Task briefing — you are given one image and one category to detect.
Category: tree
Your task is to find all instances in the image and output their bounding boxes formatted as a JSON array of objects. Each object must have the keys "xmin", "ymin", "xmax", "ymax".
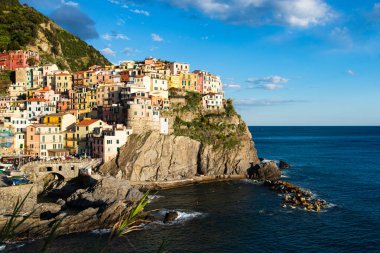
[{"xmin": 26, "ymin": 57, "xmax": 38, "ymax": 66}]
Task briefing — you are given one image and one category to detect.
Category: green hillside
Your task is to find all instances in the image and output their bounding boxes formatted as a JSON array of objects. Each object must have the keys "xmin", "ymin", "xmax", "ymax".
[{"xmin": 0, "ymin": 0, "xmax": 111, "ymax": 71}]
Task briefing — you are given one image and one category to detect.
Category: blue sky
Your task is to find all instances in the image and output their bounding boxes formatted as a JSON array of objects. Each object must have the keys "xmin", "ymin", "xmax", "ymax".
[{"xmin": 22, "ymin": 0, "xmax": 380, "ymax": 126}]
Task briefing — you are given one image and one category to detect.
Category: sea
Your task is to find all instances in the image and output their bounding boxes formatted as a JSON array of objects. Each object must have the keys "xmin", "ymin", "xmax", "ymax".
[{"xmin": 6, "ymin": 126, "xmax": 380, "ymax": 252}]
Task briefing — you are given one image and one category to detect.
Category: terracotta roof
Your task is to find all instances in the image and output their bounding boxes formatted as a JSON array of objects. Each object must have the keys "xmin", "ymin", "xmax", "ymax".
[
  {"xmin": 28, "ymin": 98, "xmax": 48, "ymax": 102},
  {"xmin": 36, "ymin": 87, "xmax": 50, "ymax": 92},
  {"xmin": 77, "ymin": 119, "xmax": 100, "ymax": 126},
  {"xmin": 55, "ymin": 73, "xmax": 71, "ymax": 76},
  {"xmin": 30, "ymin": 123, "xmax": 58, "ymax": 127}
]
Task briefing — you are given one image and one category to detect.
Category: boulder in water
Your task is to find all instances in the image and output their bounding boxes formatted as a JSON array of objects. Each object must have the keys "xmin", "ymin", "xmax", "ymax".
[
  {"xmin": 164, "ymin": 211, "xmax": 178, "ymax": 223},
  {"xmin": 247, "ymin": 161, "xmax": 281, "ymax": 181},
  {"xmin": 279, "ymin": 160, "xmax": 290, "ymax": 169}
]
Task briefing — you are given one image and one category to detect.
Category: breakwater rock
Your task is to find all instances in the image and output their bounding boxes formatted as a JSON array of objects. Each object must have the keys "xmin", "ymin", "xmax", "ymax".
[{"xmin": 264, "ymin": 180, "xmax": 329, "ymax": 212}]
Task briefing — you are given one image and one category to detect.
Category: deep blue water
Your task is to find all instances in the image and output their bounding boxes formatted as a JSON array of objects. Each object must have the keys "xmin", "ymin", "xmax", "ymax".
[{"xmin": 9, "ymin": 127, "xmax": 380, "ymax": 252}]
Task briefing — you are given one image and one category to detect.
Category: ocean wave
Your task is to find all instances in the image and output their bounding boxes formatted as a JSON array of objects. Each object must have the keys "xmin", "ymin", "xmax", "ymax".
[
  {"xmin": 176, "ymin": 210, "xmax": 204, "ymax": 222},
  {"xmin": 258, "ymin": 209, "xmax": 274, "ymax": 216},
  {"xmin": 0, "ymin": 245, "xmax": 6, "ymax": 252},
  {"xmin": 148, "ymin": 195, "xmax": 163, "ymax": 202},
  {"xmin": 144, "ymin": 209, "xmax": 205, "ymax": 229},
  {"xmin": 240, "ymin": 179, "xmax": 263, "ymax": 185},
  {"xmin": 91, "ymin": 228, "xmax": 111, "ymax": 234},
  {"xmin": 281, "ymin": 172, "xmax": 290, "ymax": 178}
]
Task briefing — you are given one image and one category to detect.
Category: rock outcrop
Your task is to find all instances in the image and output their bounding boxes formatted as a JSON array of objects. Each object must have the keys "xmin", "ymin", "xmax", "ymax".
[
  {"xmin": 100, "ymin": 126, "xmax": 260, "ymax": 182},
  {"xmin": 247, "ymin": 160, "xmax": 282, "ymax": 181},
  {"xmin": 1, "ymin": 176, "xmax": 141, "ymax": 240},
  {"xmin": 279, "ymin": 160, "xmax": 291, "ymax": 169},
  {"xmin": 66, "ymin": 177, "xmax": 133, "ymax": 208}
]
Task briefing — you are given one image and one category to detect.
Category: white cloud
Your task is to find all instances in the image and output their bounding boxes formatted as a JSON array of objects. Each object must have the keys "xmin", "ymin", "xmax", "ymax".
[
  {"xmin": 102, "ymin": 33, "xmax": 130, "ymax": 40},
  {"xmin": 101, "ymin": 48, "xmax": 116, "ymax": 56},
  {"xmin": 161, "ymin": 0, "xmax": 334, "ymax": 27},
  {"xmin": 151, "ymin": 33, "xmax": 164, "ymax": 42},
  {"xmin": 61, "ymin": 0, "xmax": 78, "ymax": 6},
  {"xmin": 131, "ymin": 9, "xmax": 150, "ymax": 16},
  {"xmin": 246, "ymin": 75, "xmax": 289, "ymax": 84},
  {"xmin": 108, "ymin": 0, "xmax": 120, "ymax": 4},
  {"xmin": 235, "ymin": 98, "xmax": 304, "ymax": 106},
  {"xmin": 372, "ymin": 3, "xmax": 380, "ymax": 21},
  {"xmin": 250, "ymin": 83, "xmax": 284, "ymax": 90},
  {"xmin": 117, "ymin": 18, "xmax": 126, "ymax": 26},
  {"xmin": 123, "ymin": 47, "xmax": 139, "ymax": 55},
  {"xmin": 347, "ymin": 69, "xmax": 355, "ymax": 76},
  {"xmin": 223, "ymin": 83, "xmax": 241, "ymax": 89}
]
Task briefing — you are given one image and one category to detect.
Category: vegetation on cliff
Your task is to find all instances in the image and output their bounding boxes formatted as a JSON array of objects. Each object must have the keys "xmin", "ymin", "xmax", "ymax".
[
  {"xmin": 166, "ymin": 92, "xmax": 247, "ymax": 150},
  {"xmin": 0, "ymin": 70, "xmax": 13, "ymax": 95},
  {"xmin": 0, "ymin": 0, "xmax": 111, "ymax": 71}
]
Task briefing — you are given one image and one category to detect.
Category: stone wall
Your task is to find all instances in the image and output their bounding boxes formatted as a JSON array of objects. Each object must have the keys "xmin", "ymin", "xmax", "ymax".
[
  {"xmin": 0, "ymin": 184, "xmax": 37, "ymax": 213},
  {"xmin": 20, "ymin": 159, "xmax": 102, "ymax": 182}
]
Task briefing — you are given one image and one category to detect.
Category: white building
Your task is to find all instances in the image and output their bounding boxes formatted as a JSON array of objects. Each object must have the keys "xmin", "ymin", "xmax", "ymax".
[
  {"xmin": 160, "ymin": 117, "xmax": 169, "ymax": 135},
  {"xmin": 129, "ymin": 75, "xmax": 151, "ymax": 93},
  {"xmin": 91, "ymin": 124, "xmax": 132, "ymax": 162},
  {"xmin": 8, "ymin": 82, "xmax": 26, "ymax": 98},
  {"xmin": 170, "ymin": 62, "xmax": 190, "ymax": 75},
  {"xmin": 202, "ymin": 93, "xmax": 224, "ymax": 110},
  {"xmin": 202, "ymin": 73, "xmax": 223, "ymax": 94},
  {"xmin": 26, "ymin": 98, "xmax": 57, "ymax": 119}
]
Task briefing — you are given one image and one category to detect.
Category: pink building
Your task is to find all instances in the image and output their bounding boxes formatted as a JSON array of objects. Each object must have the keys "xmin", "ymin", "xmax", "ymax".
[
  {"xmin": 193, "ymin": 70, "xmax": 204, "ymax": 93},
  {"xmin": 26, "ymin": 124, "xmax": 41, "ymax": 157},
  {"xmin": 33, "ymin": 87, "xmax": 60, "ymax": 102},
  {"xmin": 0, "ymin": 50, "xmax": 40, "ymax": 70},
  {"xmin": 57, "ymin": 99, "xmax": 72, "ymax": 112}
]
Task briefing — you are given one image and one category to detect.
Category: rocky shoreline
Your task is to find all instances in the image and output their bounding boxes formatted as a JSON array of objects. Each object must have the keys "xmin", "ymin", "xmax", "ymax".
[
  {"xmin": 0, "ymin": 158, "xmax": 329, "ymax": 248},
  {"xmin": 264, "ymin": 180, "xmax": 329, "ymax": 212}
]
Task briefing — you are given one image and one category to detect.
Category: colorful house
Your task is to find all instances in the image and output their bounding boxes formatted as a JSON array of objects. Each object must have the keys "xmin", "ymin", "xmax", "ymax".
[
  {"xmin": 43, "ymin": 113, "xmax": 76, "ymax": 132},
  {"xmin": 0, "ymin": 50, "xmax": 40, "ymax": 70},
  {"xmin": 26, "ymin": 124, "xmax": 64, "ymax": 158}
]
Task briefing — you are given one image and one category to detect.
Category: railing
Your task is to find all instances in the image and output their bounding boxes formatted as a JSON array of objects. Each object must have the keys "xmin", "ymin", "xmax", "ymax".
[{"xmin": 21, "ymin": 158, "xmax": 102, "ymax": 166}]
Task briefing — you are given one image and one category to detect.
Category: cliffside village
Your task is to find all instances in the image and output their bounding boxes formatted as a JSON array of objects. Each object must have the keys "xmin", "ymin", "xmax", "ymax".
[{"xmin": 0, "ymin": 50, "xmax": 225, "ymax": 165}]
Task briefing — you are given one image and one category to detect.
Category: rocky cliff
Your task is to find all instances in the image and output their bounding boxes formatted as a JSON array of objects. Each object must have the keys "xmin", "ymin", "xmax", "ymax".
[{"xmin": 100, "ymin": 108, "xmax": 261, "ymax": 182}]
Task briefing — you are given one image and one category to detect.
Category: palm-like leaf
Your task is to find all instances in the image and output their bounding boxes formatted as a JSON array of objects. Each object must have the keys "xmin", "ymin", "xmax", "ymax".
[{"xmin": 0, "ymin": 187, "xmax": 34, "ymax": 243}]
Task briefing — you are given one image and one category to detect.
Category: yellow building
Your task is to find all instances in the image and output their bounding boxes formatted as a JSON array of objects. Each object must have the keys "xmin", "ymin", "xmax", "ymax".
[
  {"xmin": 53, "ymin": 72, "xmax": 73, "ymax": 94},
  {"xmin": 86, "ymin": 87, "xmax": 97, "ymax": 110},
  {"xmin": 168, "ymin": 75, "xmax": 181, "ymax": 89},
  {"xmin": 43, "ymin": 113, "xmax": 76, "ymax": 132},
  {"xmin": 64, "ymin": 127, "xmax": 77, "ymax": 154},
  {"xmin": 83, "ymin": 71, "xmax": 98, "ymax": 86},
  {"xmin": 26, "ymin": 88, "xmax": 39, "ymax": 99},
  {"xmin": 180, "ymin": 73, "xmax": 197, "ymax": 92},
  {"xmin": 75, "ymin": 118, "xmax": 109, "ymax": 155},
  {"xmin": 70, "ymin": 86, "xmax": 96, "ymax": 114}
]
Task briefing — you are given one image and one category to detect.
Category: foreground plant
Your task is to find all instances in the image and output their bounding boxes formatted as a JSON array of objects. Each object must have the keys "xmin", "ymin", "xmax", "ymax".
[
  {"xmin": 108, "ymin": 191, "xmax": 153, "ymax": 243},
  {"xmin": 0, "ymin": 188, "xmax": 34, "ymax": 244}
]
